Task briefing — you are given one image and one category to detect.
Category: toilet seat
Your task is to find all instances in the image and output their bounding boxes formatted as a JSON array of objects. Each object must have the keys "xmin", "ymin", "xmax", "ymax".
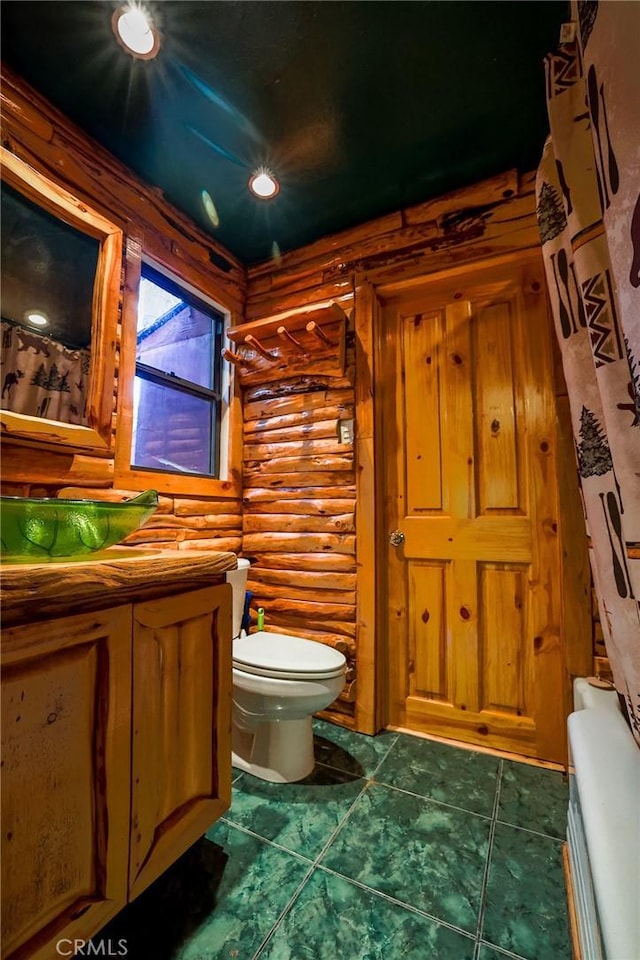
[{"xmin": 233, "ymin": 631, "xmax": 346, "ymax": 681}]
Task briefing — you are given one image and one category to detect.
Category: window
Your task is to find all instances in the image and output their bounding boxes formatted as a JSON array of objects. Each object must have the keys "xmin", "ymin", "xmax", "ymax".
[{"xmin": 131, "ymin": 263, "xmax": 225, "ymax": 478}]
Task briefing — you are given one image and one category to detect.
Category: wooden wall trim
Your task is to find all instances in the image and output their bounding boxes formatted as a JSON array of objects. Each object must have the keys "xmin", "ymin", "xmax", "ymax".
[{"xmin": 353, "ymin": 281, "xmax": 377, "ymax": 734}]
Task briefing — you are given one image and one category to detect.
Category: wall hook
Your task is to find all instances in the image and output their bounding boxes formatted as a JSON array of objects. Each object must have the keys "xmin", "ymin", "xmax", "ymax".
[
  {"xmin": 221, "ymin": 347, "xmax": 251, "ymax": 367},
  {"xmin": 277, "ymin": 325, "xmax": 306, "ymax": 354},
  {"xmin": 244, "ymin": 334, "xmax": 278, "ymax": 361},
  {"xmin": 306, "ymin": 320, "xmax": 335, "ymax": 347}
]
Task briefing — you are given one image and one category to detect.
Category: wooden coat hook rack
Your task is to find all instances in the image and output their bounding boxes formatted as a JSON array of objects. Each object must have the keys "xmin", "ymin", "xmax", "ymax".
[
  {"xmin": 221, "ymin": 347, "xmax": 250, "ymax": 367},
  {"xmin": 244, "ymin": 334, "xmax": 277, "ymax": 361},
  {"xmin": 225, "ymin": 303, "xmax": 347, "ymax": 387},
  {"xmin": 277, "ymin": 326, "xmax": 306, "ymax": 354},
  {"xmin": 306, "ymin": 320, "xmax": 335, "ymax": 347}
]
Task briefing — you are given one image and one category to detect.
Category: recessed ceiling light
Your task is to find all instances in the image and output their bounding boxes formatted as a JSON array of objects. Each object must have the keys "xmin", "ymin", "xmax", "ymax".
[
  {"xmin": 112, "ymin": 3, "xmax": 160, "ymax": 60},
  {"xmin": 25, "ymin": 311, "xmax": 49, "ymax": 328},
  {"xmin": 201, "ymin": 189, "xmax": 220, "ymax": 228},
  {"xmin": 249, "ymin": 169, "xmax": 279, "ymax": 200}
]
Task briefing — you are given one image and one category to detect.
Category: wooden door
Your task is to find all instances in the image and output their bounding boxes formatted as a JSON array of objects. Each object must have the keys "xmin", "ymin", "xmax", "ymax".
[
  {"xmin": 380, "ymin": 256, "xmax": 567, "ymax": 762},
  {"xmin": 129, "ymin": 584, "xmax": 232, "ymax": 899},
  {"xmin": 1, "ymin": 607, "xmax": 132, "ymax": 960}
]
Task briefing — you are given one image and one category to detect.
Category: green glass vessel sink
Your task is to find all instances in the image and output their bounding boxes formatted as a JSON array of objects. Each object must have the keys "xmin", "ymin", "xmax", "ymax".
[{"xmin": 0, "ymin": 490, "xmax": 158, "ymax": 560}]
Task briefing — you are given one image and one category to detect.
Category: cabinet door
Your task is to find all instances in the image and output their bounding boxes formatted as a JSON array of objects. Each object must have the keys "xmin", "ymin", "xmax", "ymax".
[
  {"xmin": 129, "ymin": 584, "xmax": 232, "ymax": 899},
  {"xmin": 1, "ymin": 606, "xmax": 132, "ymax": 960}
]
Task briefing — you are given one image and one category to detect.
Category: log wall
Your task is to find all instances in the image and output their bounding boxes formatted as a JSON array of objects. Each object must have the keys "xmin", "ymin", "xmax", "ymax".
[
  {"xmin": 241, "ymin": 358, "xmax": 358, "ymax": 720},
  {"xmin": 244, "ymin": 168, "xmax": 594, "ymax": 732},
  {"xmin": 0, "ymin": 66, "xmax": 245, "ymax": 549},
  {"xmin": 1, "ymin": 65, "xmax": 595, "ymax": 733}
]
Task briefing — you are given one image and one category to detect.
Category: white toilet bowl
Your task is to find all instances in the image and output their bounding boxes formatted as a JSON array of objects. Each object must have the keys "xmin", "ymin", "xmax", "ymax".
[{"xmin": 225, "ymin": 560, "xmax": 347, "ymax": 783}]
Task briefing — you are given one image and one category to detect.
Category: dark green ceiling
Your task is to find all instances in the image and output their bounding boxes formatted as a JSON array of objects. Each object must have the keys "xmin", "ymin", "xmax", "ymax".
[{"xmin": 1, "ymin": 0, "xmax": 567, "ymax": 264}]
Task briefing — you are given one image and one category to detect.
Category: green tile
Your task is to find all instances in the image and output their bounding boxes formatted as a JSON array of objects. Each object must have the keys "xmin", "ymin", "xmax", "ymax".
[
  {"xmin": 374, "ymin": 733, "xmax": 499, "ymax": 816},
  {"xmin": 95, "ymin": 827, "xmax": 308, "ymax": 960},
  {"xmin": 478, "ymin": 946, "xmax": 526, "ymax": 960},
  {"xmin": 313, "ymin": 718, "xmax": 398, "ymax": 778},
  {"xmin": 321, "ymin": 782, "xmax": 490, "ymax": 932},
  {"xmin": 482, "ymin": 822, "xmax": 571, "ymax": 960},
  {"xmin": 498, "ymin": 760, "xmax": 568, "ymax": 839},
  {"xmin": 225, "ymin": 766, "xmax": 366, "ymax": 860},
  {"xmin": 258, "ymin": 869, "xmax": 476, "ymax": 960}
]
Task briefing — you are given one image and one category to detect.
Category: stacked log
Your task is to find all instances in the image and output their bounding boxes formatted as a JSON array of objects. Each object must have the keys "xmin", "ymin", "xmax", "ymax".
[{"xmin": 241, "ymin": 354, "xmax": 357, "ymax": 721}]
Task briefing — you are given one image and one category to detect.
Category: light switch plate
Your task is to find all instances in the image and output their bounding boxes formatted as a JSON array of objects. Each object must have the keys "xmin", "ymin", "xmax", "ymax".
[{"xmin": 337, "ymin": 418, "xmax": 354, "ymax": 444}]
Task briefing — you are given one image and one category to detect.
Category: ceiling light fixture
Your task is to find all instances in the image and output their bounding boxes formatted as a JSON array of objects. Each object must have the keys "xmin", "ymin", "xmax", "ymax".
[
  {"xmin": 112, "ymin": 3, "xmax": 160, "ymax": 60},
  {"xmin": 249, "ymin": 169, "xmax": 279, "ymax": 200},
  {"xmin": 25, "ymin": 311, "xmax": 49, "ymax": 328},
  {"xmin": 201, "ymin": 189, "xmax": 220, "ymax": 228}
]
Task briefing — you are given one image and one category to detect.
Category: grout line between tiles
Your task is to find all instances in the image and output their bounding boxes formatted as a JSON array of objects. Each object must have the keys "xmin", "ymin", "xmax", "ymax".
[
  {"xmin": 251, "ymin": 775, "xmax": 371, "ymax": 959},
  {"xmin": 493, "ymin": 818, "xmax": 566, "ymax": 843},
  {"xmin": 311, "ymin": 731, "xmax": 400, "ymax": 782},
  {"xmin": 476, "ymin": 940, "xmax": 528, "ymax": 960},
  {"xmin": 368, "ymin": 731, "xmax": 401, "ymax": 778},
  {"xmin": 218, "ymin": 817, "xmax": 314, "ymax": 864},
  {"xmin": 312, "ymin": 777, "xmax": 371, "ymax": 865},
  {"xmin": 369, "ymin": 777, "xmax": 494, "ymax": 821},
  {"xmin": 475, "ymin": 758, "xmax": 503, "ymax": 941},
  {"xmin": 313, "ymin": 759, "xmax": 369, "ymax": 783},
  {"xmin": 312, "ymin": 757, "xmax": 365, "ymax": 778},
  {"xmin": 251, "ymin": 860, "xmax": 316, "ymax": 960},
  {"xmin": 315, "ymin": 862, "xmax": 477, "ymax": 943}
]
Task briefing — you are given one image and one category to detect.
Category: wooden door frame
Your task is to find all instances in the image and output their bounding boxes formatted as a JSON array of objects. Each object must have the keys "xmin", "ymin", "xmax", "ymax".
[
  {"xmin": 367, "ymin": 249, "xmax": 590, "ymax": 751},
  {"xmin": 355, "ymin": 249, "xmax": 590, "ymax": 742},
  {"xmin": 356, "ymin": 253, "xmax": 542, "ymax": 734}
]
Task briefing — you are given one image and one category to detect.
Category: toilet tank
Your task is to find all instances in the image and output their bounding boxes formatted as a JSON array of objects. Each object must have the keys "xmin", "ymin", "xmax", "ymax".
[{"xmin": 225, "ymin": 557, "xmax": 250, "ymax": 639}]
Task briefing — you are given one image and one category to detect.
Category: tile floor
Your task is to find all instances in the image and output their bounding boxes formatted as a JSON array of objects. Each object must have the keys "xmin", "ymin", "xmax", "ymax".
[{"xmin": 100, "ymin": 722, "xmax": 571, "ymax": 960}]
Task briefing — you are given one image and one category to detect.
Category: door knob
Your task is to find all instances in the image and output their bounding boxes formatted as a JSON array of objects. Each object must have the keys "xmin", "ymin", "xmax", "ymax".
[{"xmin": 388, "ymin": 530, "xmax": 405, "ymax": 546}]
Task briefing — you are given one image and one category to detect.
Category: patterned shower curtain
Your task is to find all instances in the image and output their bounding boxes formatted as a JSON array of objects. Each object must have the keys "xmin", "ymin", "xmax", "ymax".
[
  {"xmin": 536, "ymin": 0, "xmax": 640, "ymax": 741},
  {"xmin": 0, "ymin": 321, "xmax": 90, "ymax": 424}
]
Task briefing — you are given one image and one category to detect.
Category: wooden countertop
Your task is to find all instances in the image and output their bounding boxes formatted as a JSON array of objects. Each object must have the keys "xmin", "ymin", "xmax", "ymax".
[{"xmin": 0, "ymin": 547, "xmax": 238, "ymax": 627}]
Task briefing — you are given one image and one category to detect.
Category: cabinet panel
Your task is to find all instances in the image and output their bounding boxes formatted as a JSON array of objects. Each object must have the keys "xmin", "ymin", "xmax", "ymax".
[
  {"xmin": 1, "ymin": 607, "xmax": 132, "ymax": 960},
  {"xmin": 129, "ymin": 584, "xmax": 232, "ymax": 899}
]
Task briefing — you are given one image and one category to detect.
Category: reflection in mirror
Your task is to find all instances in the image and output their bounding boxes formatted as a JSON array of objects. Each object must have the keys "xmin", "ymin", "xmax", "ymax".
[
  {"xmin": 0, "ymin": 146, "xmax": 122, "ymax": 453},
  {"xmin": 1, "ymin": 181, "xmax": 100, "ymax": 425}
]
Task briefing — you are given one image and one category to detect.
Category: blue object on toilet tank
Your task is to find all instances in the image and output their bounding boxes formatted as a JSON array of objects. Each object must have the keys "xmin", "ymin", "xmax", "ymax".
[{"xmin": 241, "ymin": 591, "xmax": 253, "ymax": 634}]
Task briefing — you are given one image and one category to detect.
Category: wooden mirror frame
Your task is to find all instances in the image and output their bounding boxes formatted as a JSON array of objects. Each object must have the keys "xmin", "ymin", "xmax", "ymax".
[{"xmin": 0, "ymin": 147, "xmax": 122, "ymax": 453}]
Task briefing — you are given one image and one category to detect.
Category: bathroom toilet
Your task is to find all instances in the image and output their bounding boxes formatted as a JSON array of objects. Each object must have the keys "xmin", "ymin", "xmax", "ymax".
[{"xmin": 226, "ymin": 559, "xmax": 346, "ymax": 783}]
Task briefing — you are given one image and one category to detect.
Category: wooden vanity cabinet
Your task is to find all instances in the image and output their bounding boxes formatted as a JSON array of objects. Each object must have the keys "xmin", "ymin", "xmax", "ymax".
[
  {"xmin": 0, "ymin": 576, "xmax": 232, "ymax": 960},
  {"xmin": 1, "ymin": 606, "xmax": 133, "ymax": 960},
  {"xmin": 129, "ymin": 586, "xmax": 232, "ymax": 899}
]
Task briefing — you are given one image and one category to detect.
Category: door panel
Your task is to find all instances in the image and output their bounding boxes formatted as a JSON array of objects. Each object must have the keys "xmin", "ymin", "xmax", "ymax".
[
  {"xmin": 474, "ymin": 302, "xmax": 520, "ymax": 512},
  {"xmin": 382, "ymin": 257, "xmax": 566, "ymax": 762},
  {"xmin": 408, "ymin": 562, "xmax": 447, "ymax": 701},
  {"xmin": 479, "ymin": 562, "xmax": 529, "ymax": 714},
  {"xmin": 403, "ymin": 310, "xmax": 444, "ymax": 512}
]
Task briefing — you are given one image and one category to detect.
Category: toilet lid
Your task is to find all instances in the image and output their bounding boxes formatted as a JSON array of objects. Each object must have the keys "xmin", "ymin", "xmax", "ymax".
[{"xmin": 233, "ymin": 631, "xmax": 346, "ymax": 680}]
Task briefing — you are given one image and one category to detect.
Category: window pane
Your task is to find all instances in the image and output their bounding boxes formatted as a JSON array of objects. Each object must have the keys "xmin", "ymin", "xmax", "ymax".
[
  {"xmin": 137, "ymin": 275, "xmax": 215, "ymax": 390},
  {"xmin": 132, "ymin": 378, "xmax": 215, "ymax": 476}
]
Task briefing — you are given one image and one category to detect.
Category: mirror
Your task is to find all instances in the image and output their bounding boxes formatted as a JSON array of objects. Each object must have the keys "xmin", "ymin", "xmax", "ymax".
[{"xmin": 0, "ymin": 147, "xmax": 122, "ymax": 452}]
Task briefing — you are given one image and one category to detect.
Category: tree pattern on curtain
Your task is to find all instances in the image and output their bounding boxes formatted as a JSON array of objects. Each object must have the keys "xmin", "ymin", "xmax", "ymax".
[
  {"xmin": 536, "ymin": 0, "xmax": 640, "ymax": 740},
  {"xmin": 0, "ymin": 321, "xmax": 89, "ymax": 424}
]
